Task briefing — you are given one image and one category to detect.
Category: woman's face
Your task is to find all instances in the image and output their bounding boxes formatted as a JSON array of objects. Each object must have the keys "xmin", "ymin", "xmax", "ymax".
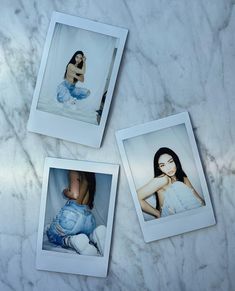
[
  {"xmin": 158, "ymin": 153, "xmax": 177, "ymax": 177},
  {"xmin": 75, "ymin": 54, "xmax": 83, "ymax": 64}
]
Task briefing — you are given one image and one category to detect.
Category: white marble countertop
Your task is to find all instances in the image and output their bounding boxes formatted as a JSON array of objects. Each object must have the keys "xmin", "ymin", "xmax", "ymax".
[{"xmin": 0, "ymin": 1, "xmax": 235, "ymax": 290}]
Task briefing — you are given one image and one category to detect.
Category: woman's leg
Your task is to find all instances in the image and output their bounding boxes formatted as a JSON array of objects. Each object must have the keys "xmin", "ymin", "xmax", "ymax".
[
  {"xmin": 71, "ymin": 87, "xmax": 90, "ymax": 100},
  {"xmin": 56, "ymin": 81, "xmax": 72, "ymax": 103},
  {"xmin": 89, "ymin": 225, "xmax": 107, "ymax": 255},
  {"xmin": 47, "ymin": 201, "xmax": 99, "ymax": 255},
  {"xmin": 47, "ymin": 222, "xmax": 66, "ymax": 246},
  {"xmin": 64, "ymin": 209, "xmax": 98, "ymax": 255},
  {"xmin": 47, "ymin": 202, "xmax": 84, "ymax": 247},
  {"xmin": 47, "ymin": 222, "xmax": 98, "ymax": 255},
  {"xmin": 64, "ymin": 233, "xmax": 98, "ymax": 255},
  {"xmin": 62, "ymin": 203, "xmax": 98, "ymax": 255}
]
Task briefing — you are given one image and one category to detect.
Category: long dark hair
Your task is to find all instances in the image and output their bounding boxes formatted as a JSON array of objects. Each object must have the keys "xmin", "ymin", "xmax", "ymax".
[
  {"xmin": 153, "ymin": 147, "xmax": 187, "ymax": 210},
  {"xmin": 83, "ymin": 171, "xmax": 96, "ymax": 209},
  {"xmin": 64, "ymin": 51, "xmax": 84, "ymax": 82}
]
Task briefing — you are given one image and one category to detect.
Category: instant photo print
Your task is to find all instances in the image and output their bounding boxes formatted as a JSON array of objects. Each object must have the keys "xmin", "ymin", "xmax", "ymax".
[
  {"xmin": 36, "ymin": 158, "xmax": 119, "ymax": 277},
  {"xmin": 116, "ymin": 112, "xmax": 215, "ymax": 243},
  {"xmin": 27, "ymin": 12, "xmax": 128, "ymax": 147}
]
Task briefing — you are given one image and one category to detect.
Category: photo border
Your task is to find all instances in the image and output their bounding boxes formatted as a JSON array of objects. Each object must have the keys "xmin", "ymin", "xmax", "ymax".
[
  {"xmin": 116, "ymin": 112, "xmax": 215, "ymax": 242},
  {"xmin": 36, "ymin": 157, "xmax": 119, "ymax": 277},
  {"xmin": 27, "ymin": 11, "xmax": 128, "ymax": 148}
]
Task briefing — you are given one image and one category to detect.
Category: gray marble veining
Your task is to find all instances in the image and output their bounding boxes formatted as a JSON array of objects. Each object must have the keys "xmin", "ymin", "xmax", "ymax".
[{"xmin": 0, "ymin": 0, "xmax": 235, "ymax": 290}]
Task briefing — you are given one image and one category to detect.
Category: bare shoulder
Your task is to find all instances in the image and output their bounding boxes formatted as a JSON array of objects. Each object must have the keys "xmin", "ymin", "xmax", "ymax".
[{"xmin": 67, "ymin": 63, "xmax": 76, "ymax": 71}]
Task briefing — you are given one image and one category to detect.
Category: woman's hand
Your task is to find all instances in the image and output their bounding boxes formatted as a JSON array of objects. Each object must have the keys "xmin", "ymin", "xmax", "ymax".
[
  {"xmin": 138, "ymin": 175, "xmax": 169, "ymax": 200},
  {"xmin": 155, "ymin": 209, "xmax": 161, "ymax": 218},
  {"xmin": 200, "ymin": 198, "xmax": 206, "ymax": 206},
  {"xmin": 77, "ymin": 75, "xmax": 84, "ymax": 82},
  {"xmin": 63, "ymin": 188, "xmax": 78, "ymax": 199}
]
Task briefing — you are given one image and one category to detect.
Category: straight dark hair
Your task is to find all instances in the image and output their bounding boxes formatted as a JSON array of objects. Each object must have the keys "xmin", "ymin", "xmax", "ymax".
[
  {"xmin": 64, "ymin": 51, "xmax": 84, "ymax": 82},
  {"xmin": 83, "ymin": 171, "xmax": 96, "ymax": 209},
  {"xmin": 153, "ymin": 147, "xmax": 187, "ymax": 210}
]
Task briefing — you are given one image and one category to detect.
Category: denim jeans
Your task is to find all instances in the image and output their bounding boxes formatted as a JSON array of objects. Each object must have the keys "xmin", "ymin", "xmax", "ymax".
[
  {"xmin": 57, "ymin": 80, "xmax": 90, "ymax": 103},
  {"xmin": 47, "ymin": 200, "xmax": 96, "ymax": 247}
]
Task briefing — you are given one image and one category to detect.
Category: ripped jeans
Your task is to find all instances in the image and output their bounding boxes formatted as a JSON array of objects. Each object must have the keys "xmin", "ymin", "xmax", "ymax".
[
  {"xmin": 47, "ymin": 200, "xmax": 96, "ymax": 247},
  {"xmin": 57, "ymin": 80, "xmax": 90, "ymax": 103}
]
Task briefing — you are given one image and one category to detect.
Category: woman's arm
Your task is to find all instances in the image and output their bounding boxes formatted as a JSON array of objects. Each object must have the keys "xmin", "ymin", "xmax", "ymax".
[
  {"xmin": 76, "ymin": 75, "xmax": 84, "ymax": 82},
  {"xmin": 68, "ymin": 61, "xmax": 86, "ymax": 75},
  {"xmin": 139, "ymin": 199, "xmax": 161, "ymax": 218},
  {"xmin": 184, "ymin": 177, "xmax": 205, "ymax": 205},
  {"xmin": 137, "ymin": 176, "xmax": 168, "ymax": 218},
  {"xmin": 69, "ymin": 73, "xmax": 84, "ymax": 82},
  {"xmin": 66, "ymin": 70, "xmax": 85, "ymax": 82}
]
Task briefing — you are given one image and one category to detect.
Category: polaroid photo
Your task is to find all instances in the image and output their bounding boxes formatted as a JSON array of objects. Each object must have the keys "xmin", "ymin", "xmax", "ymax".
[
  {"xmin": 36, "ymin": 157, "xmax": 119, "ymax": 277},
  {"xmin": 116, "ymin": 112, "xmax": 215, "ymax": 243},
  {"xmin": 27, "ymin": 11, "xmax": 128, "ymax": 148}
]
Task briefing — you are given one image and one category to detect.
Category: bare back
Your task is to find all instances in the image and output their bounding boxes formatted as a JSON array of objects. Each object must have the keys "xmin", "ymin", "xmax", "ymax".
[{"xmin": 76, "ymin": 172, "xmax": 89, "ymax": 205}]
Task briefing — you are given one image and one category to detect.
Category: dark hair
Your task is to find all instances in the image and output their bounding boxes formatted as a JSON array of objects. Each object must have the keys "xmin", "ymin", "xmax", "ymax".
[
  {"xmin": 64, "ymin": 51, "xmax": 84, "ymax": 82},
  {"xmin": 83, "ymin": 171, "xmax": 96, "ymax": 209},
  {"xmin": 153, "ymin": 147, "xmax": 187, "ymax": 210}
]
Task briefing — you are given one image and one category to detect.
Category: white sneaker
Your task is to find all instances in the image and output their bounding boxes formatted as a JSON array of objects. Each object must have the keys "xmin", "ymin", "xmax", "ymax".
[
  {"xmin": 66, "ymin": 234, "xmax": 98, "ymax": 256},
  {"xmin": 90, "ymin": 225, "xmax": 106, "ymax": 256}
]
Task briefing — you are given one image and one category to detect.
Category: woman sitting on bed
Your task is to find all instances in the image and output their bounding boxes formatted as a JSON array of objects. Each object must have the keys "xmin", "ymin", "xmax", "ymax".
[
  {"xmin": 47, "ymin": 170, "xmax": 106, "ymax": 256},
  {"xmin": 137, "ymin": 147, "xmax": 205, "ymax": 218}
]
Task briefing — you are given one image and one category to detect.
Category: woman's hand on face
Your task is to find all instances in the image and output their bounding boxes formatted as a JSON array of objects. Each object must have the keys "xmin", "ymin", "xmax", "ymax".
[
  {"xmin": 63, "ymin": 188, "xmax": 73, "ymax": 196},
  {"xmin": 63, "ymin": 188, "xmax": 70, "ymax": 197},
  {"xmin": 63, "ymin": 188, "xmax": 77, "ymax": 199}
]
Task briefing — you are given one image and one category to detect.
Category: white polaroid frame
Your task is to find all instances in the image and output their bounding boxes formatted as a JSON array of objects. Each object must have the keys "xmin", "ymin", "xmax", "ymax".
[
  {"xmin": 36, "ymin": 157, "xmax": 119, "ymax": 277},
  {"xmin": 27, "ymin": 12, "xmax": 128, "ymax": 148},
  {"xmin": 116, "ymin": 112, "xmax": 215, "ymax": 242}
]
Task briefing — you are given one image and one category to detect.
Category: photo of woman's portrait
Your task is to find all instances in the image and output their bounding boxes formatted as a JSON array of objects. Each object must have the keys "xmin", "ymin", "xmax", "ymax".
[
  {"xmin": 116, "ymin": 113, "xmax": 215, "ymax": 242},
  {"xmin": 122, "ymin": 123, "xmax": 206, "ymax": 222},
  {"xmin": 137, "ymin": 147, "xmax": 205, "ymax": 219},
  {"xmin": 36, "ymin": 158, "xmax": 119, "ymax": 277},
  {"xmin": 43, "ymin": 168, "xmax": 112, "ymax": 256},
  {"xmin": 28, "ymin": 13, "xmax": 127, "ymax": 147},
  {"xmin": 36, "ymin": 22, "xmax": 118, "ymax": 125}
]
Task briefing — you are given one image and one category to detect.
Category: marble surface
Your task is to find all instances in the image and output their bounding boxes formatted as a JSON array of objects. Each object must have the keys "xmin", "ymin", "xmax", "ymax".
[{"xmin": 0, "ymin": 0, "xmax": 235, "ymax": 290}]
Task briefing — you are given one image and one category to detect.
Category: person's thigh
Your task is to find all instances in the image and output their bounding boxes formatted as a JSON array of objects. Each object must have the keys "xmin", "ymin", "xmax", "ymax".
[
  {"xmin": 71, "ymin": 87, "xmax": 90, "ymax": 100},
  {"xmin": 57, "ymin": 81, "xmax": 72, "ymax": 102}
]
